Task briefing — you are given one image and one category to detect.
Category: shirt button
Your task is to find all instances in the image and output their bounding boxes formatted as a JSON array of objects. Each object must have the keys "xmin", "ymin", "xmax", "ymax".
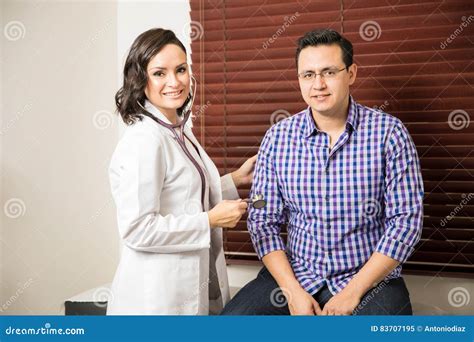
[
  {"xmin": 325, "ymin": 195, "xmax": 330, "ymax": 201},
  {"xmin": 327, "ymin": 224, "xmax": 331, "ymax": 229}
]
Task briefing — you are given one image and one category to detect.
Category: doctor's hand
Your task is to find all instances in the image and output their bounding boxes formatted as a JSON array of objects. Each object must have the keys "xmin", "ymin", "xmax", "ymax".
[
  {"xmin": 208, "ymin": 199, "xmax": 248, "ymax": 228},
  {"xmin": 231, "ymin": 155, "xmax": 257, "ymax": 187},
  {"xmin": 286, "ymin": 285, "xmax": 322, "ymax": 316}
]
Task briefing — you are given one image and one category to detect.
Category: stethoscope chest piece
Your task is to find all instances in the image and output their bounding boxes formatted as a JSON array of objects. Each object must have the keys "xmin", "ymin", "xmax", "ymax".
[{"xmin": 247, "ymin": 194, "xmax": 266, "ymax": 209}]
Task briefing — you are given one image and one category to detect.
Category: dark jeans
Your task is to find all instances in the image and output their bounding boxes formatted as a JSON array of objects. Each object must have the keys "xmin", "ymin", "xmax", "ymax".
[{"xmin": 221, "ymin": 267, "xmax": 413, "ymax": 315}]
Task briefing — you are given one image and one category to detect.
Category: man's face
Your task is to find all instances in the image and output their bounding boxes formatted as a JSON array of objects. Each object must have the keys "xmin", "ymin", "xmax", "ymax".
[{"xmin": 297, "ymin": 44, "xmax": 357, "ymax": 118}]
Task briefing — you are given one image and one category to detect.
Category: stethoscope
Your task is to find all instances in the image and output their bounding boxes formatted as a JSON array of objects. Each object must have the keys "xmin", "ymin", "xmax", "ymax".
[
  {"xmin": 138, "ymin": 76, "xmax": 208, "ymax": 210},
  {"xmin": 244, "ymin": 194, "xmax": 266, "ymax": 209},
  {"xmin": 138, "ymin": 76, "xmax": 266, "ymax": 211}
]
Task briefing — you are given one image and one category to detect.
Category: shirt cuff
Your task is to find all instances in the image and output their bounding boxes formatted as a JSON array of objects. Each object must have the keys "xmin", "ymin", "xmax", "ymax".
[
  {"xmin": 375, "ymin": 234, "xmax": 414, "ymax": 263},
  {"xmin": 221, "ymin": 173, "xmax": 239, "ymax": 200},
  {"xmin": 253, "ymin": 234, "xmax": 286, "ymax": 259}
]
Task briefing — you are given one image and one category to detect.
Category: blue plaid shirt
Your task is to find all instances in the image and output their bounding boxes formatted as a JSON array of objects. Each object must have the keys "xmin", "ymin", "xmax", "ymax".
[{"xmin": 248, "ymin": 97, "xmax": 424, "ymax": 295}]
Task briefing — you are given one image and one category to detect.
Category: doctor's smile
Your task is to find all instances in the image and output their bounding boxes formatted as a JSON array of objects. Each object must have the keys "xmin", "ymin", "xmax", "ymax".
[
  {"xmin": 162, "ymin": 89, "xmax": 184, "ymax": 97},
  {"xmin": 144, "ymin": 48, "xmax": 191, "ymax": 123},
  {"xmin": 108, "ymin": 28, "xmax": 256, "ymax": 315}
]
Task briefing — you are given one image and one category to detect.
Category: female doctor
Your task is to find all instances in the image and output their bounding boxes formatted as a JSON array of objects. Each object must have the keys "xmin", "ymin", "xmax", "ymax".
[{"xmin": 107, "ymin": 28, "xmax": 255, "ymax": 315}]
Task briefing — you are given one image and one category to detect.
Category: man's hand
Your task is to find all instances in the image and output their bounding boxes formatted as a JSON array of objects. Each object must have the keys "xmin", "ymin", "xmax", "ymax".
[
  {"xmin": 320, "ymin": 252, "xmax": 400, "ymax": 315},
  {"xmin": 262, "ymin": 250, "xmax": 321, "ymax": 315},
  {"xmin": 321, "ymin": 288, "xmax": 361, "ymax": 315},
  {"xmin": 285, "ymin": 285, "xmax": 321, "ymax": 315}
]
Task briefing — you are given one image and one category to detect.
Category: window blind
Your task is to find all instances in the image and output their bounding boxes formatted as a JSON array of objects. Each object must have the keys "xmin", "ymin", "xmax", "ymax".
[{"xmin": 189, "ymin": 0, "xmax": 474, "ymax": 277}]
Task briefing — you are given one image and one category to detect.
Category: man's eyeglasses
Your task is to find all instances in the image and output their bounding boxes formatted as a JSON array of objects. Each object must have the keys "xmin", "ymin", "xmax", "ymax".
[{"xmin": 297, "ymin": 67, "xmax": 347, "ymax": 81}]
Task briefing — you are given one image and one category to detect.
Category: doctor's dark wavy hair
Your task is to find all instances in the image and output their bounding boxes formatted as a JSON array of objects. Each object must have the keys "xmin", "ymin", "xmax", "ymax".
[{"xmin": 115, "ymin": 28, "xmax": 190, "ymax": 125}]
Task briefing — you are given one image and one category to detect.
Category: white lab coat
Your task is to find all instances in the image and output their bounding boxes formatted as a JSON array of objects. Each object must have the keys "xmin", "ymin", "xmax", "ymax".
[{"xmin": 106, "ymin": 101, "xmax": 238, "ymax": 315}]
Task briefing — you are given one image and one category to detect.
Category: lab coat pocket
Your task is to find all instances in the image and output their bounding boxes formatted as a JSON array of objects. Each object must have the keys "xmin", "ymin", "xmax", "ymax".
[{"xmin": 145, "ymin": 252, "xmax": 200, "ymax": 315}]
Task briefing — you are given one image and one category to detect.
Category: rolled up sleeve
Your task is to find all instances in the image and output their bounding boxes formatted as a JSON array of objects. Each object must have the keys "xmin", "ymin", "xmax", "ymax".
[
  {"xmin": 247, "ymin": 128, "xmax": 287, "ymax": 259},
  {"xmin": 376, "ymin": 120, "xmax": 424, "ymax": 263}
]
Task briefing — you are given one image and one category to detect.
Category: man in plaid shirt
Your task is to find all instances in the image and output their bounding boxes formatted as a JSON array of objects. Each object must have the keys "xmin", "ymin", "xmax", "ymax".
[{"xmin": 222, "ymin": 29, "xmax": 423, "ymax": 316}]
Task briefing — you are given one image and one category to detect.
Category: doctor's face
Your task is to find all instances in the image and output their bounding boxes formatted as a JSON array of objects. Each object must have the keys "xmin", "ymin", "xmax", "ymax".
[
  {"xmin": 298, "ymin": 44, "xmax": 357, "ymax": 118},
  {"xmin": 144, "ymin": 44, "xmax": 190, "ymax": 117}
]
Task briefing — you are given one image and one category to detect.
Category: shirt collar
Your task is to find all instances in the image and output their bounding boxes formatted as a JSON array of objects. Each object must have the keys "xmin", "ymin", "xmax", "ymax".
[
  {"xmin": 302, "ymin": 106, "xmax": 317, "ymax": 138},
  {"xmin": 303, "ymin": 95, "xmax": 359, "ymax": 138},
  {"xmin": 345, "ymin": 95, "xmax": 359, "ymax": 132}
]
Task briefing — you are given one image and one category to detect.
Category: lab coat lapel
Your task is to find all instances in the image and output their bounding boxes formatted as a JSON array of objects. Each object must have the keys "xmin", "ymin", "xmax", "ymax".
[
  {"xmin": 183, "ymin": 126, "xmax": 221, "ymax": 206},
  {"xmin": 183, "ymin": 125, "xmax": 230, "ymax": 312}
]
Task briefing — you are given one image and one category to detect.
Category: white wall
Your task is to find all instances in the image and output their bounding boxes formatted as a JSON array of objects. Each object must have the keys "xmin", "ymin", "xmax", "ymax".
[
  {"xmin": 0, "ymin": 3, "xmax": 4, "ymax": 309},
  {"xmin": 0, "ymin": 0, "xmax": 192, "ymax": 315},
  {"xmin": 1, "ymin": 0, "xmax": 119, "ymax": 314}
]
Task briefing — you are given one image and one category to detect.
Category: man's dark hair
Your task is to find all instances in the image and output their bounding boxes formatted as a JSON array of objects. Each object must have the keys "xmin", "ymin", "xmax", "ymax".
[{"xmin": 295, "ymin": 29, "xmax": 353, "ymax": 69}]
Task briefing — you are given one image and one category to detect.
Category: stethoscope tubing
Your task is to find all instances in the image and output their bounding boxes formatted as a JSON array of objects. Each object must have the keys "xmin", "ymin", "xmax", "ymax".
[{"xmin": 137, "ymin": 76, "xmax": 207, "ymax": 210}]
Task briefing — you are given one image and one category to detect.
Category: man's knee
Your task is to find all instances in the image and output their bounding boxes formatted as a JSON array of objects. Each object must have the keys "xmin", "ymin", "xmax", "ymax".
[
  {"xmin": 353, "ymin": 277, "xmax": 412, "ymax": 315},
  {"xmin": 220, "ymin": 267, "xmax": 290, "ymax": 315},
  {"xmin": 220, "ymin": 298, "xmax": 251, "ymax": 315}
]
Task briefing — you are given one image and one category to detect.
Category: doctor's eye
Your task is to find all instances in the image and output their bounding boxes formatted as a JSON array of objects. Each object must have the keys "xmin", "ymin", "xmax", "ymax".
[
  {"xmin": 177, "ymin": 66, "xmax": 187, "ymax": 74},
  {"xmin": 153, "ymin": 71, "xmax": 165, "ymax": 77}
]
